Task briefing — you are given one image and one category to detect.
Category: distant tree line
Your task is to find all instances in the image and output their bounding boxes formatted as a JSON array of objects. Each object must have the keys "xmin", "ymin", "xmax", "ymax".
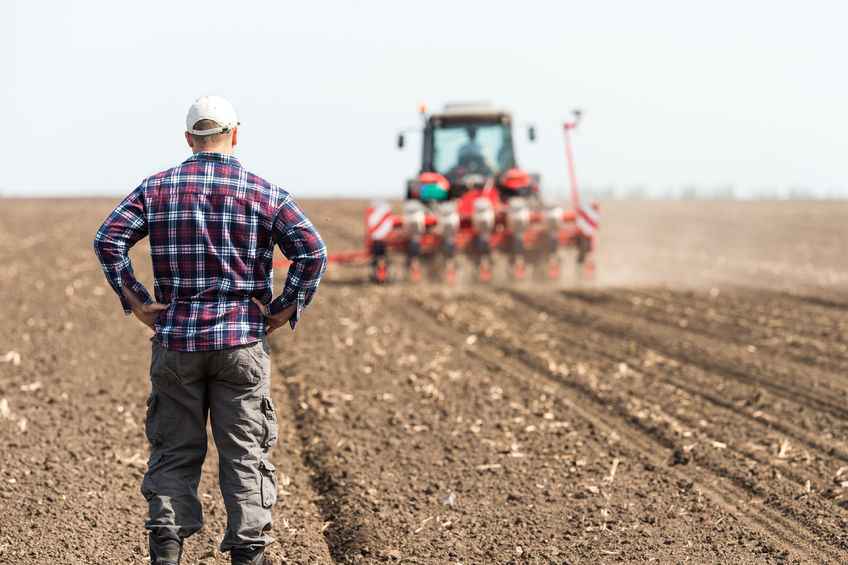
[{"xmin": 579, "ymin": 185, "xmax": 847, "ymax": 200}]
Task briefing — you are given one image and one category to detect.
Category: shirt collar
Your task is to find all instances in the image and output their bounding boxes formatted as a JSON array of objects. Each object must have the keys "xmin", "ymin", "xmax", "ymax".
[{"xmin": 184, "ymin": 152, "xmax": 241, "ymax": 166}]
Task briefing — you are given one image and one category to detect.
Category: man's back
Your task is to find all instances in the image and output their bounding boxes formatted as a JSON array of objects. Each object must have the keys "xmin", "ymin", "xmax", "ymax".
[{"xmin": 94, "ymin": 151, "xmax": 326, "ymax": 351}]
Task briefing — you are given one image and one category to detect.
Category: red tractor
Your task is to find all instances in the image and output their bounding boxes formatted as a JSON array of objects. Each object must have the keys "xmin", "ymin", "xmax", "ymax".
[{"xmin": 319, "ymin": 103, "xmax": 599, "ymax": 284}]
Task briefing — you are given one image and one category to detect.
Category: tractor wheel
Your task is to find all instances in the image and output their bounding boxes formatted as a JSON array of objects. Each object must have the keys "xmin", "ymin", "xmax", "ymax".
[
  {"xmin": 575, "ymin": 235, "xmax": 596, "ymax": 284},
  {"xmin": 511, "ymin": 257, "xmax": 527, "ymax": 281},
  {"xmin": 477, "ymin": 258, "xmax": 493, "ymax": 283},
  {"xmin": 371, "ymin": 259, "xmax": 389, "ymax": 284},
  {"xmin": 408, "ymin": 259, "xmax": 422, "ymax": 283},
  {"xmin": 444, "ymin": 263, "xmax": 457, "ymax": 286},
  {"xmin": 546, "ymin": 255, "xmax": 563, "ymax": 282}
]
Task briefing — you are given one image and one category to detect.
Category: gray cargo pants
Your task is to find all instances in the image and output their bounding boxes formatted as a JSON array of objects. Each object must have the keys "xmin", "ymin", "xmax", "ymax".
[{"xmin": 141, "ymin": 339, "xmax": 278, "ymax": 553}]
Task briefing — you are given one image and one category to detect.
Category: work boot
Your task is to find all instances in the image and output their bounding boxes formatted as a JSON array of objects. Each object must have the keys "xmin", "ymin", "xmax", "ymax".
[
  {"xmin": 149, "ymin": 532, "xmax": 182, "ymax": 565},
  {"xmin": 231, "ymin": 546, "xmax": 272, "ymax": 565}
]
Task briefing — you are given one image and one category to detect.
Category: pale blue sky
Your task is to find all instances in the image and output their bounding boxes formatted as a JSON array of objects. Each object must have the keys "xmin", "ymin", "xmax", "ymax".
[{"xmin": 3, "ymin": 0, "xmax": 847, "ymax": 199}]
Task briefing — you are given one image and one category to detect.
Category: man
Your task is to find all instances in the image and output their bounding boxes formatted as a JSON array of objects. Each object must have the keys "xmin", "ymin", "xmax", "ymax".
[
  {"xmin": 457, "ymin": 125, "xmax": 483, "ymax": 162},
  {"xmin": 455, "ymin": 125, "xmax": 492, "ymax": 176},
  {"xmin": 93, "ymin": 96, "xmax": 327, "ymax": 565}
]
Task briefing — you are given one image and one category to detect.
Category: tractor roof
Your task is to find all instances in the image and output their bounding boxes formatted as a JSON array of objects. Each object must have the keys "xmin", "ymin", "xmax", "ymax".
[{"xmin": 433, "ymin": 102, "xmax": 511, "ymax": 121}]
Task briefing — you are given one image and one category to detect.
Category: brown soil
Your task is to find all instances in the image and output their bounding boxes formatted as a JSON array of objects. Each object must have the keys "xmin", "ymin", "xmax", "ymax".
[{"xmin": 0, "ymin": 198, "xmax": 846, "ymax": 564}]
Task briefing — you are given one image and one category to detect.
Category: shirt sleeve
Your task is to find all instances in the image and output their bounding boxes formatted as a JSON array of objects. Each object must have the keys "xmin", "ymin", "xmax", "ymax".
[
  {"xmin": 92, "ymin": 185, "xmax": 153, "ymax": 314},
  {"xmin": 269, "ymin": 195, "xmax": 328, "ymax": 329}
]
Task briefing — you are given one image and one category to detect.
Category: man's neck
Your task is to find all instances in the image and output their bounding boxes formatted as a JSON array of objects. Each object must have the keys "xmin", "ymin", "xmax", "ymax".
[{"xmin": 193, "ymin": 146, "xmax": 233, "ymax": 155}]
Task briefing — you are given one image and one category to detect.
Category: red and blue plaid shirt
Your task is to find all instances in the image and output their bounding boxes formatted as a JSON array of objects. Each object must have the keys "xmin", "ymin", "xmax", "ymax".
[{"xmin": 94, "ymin": 152, "xmax": 327, "ymax": 352}]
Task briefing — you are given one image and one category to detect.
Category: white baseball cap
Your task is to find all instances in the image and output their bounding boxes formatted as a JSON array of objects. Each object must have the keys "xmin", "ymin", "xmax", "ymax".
[{"xmin": 186, "ymin": 95, "xmax": 240, "ymax": 136}]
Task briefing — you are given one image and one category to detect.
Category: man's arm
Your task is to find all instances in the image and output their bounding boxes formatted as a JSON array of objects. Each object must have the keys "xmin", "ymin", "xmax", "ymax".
[
  {"xmin": 93, "ymin": 185, "xmax": 155, "ymax": 315},
  {"xmin": 266, "ymin": 195, "xmax": 328, "ymax": 330}
]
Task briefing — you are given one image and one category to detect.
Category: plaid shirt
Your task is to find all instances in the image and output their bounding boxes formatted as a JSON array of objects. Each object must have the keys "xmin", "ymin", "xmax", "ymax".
[{"xmin": 93, "ymin": 152, "xmax": 327, "ymax": 352}]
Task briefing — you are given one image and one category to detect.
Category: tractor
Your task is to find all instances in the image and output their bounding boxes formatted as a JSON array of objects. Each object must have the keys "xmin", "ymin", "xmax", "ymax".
[{"xmin": 301, "ymin": 103, "xmax": 599, "ymax": 284}]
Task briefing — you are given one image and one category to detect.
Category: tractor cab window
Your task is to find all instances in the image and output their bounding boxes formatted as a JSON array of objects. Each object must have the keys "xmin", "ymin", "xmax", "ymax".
[{"xmin": 432, "ymin": 122, "xmax": 514, "ymax": 179}]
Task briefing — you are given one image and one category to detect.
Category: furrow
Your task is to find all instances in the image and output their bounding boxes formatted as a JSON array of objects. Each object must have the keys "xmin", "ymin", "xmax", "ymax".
[
  {"xmin": 473, "ymin": 288, "xmax": 848, "ymax": 464},
  {"xmin": 514, "ymin": 289, "xmax": 848, "ymax": 423},
  {"xmin": 620, "ymin": 289, "xmax": 848, "ymax": 373},
  {"xmin": 498, "ymin": 290, "xmax": 848, "ymax": 466},
  {"xmin": 405, "ymin": 294, "xmax": 845, "ymax": 562}
]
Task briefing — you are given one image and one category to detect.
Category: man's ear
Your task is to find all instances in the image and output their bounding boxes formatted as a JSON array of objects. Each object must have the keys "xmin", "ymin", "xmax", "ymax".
[
  {"xmin": 231, "ymin": 127, "xmax": 238, "ymax": 148},
  {"xmin": 185, "ymin": 131, "xmax": 195, "ymax": 149}
]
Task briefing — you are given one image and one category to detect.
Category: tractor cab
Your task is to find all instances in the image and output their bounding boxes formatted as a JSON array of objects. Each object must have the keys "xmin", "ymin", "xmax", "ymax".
[{"xmin": 401, "ymin": 103, "xmax": 538, "ymax": 203}]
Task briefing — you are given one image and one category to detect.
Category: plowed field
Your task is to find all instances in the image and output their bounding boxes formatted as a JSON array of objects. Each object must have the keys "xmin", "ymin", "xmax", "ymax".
[{"xmin": 0, "ymin": 199, "xmax": 846, "ymax": 564}]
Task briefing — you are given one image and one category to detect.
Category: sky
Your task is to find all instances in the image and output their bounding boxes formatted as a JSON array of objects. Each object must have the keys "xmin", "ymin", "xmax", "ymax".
[{"xmin": 3, "ymin": 0, "xmax": 847, "ymax": 200}]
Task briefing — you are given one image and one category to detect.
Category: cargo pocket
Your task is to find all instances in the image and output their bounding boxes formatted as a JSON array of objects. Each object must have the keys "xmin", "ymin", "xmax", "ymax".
[
  {"xmin": 220, "ymin": 344, "xmax": 263, "ymax": 385},
  {"xmin": 144, "ymin": 393, "xmax": 161, "ymax": 447},
  {"xmin": 261, "ymin": 396, "xmax": 278, "ymax": 450},
  {"xmin": 151, "ymin": 342, "xmax": 182, "ymax": 385},
  {"xmin": 259, "ymin": 460, "xmax": 277, "ymax": 508},
  {"xmin": 243, "ymin": 341, "xmax": 270, "ymax": 383}
]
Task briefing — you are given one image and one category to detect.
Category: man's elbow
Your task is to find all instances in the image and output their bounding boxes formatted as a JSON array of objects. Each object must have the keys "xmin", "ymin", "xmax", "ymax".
[
  {"xmin": 317, "ymin": 246, "xmax": 329, "ymax": 273},
  {"xmin": 92, "ymin": 231, "xmax": 119, "ymax": 263},
  {"xmin": 92, "ymin": 235, "xmax": 104, "ymax": 258}
]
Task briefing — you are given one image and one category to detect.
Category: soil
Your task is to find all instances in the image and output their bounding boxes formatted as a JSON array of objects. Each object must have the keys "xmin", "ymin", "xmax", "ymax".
[{"xmin": 0, "ymin": 198, "xmax": 846, "ymax": 564}]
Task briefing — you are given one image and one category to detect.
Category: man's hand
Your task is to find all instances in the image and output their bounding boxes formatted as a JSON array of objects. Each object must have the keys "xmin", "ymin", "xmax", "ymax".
[
  {"xmin": 122, "ymin": 287, "xmax": 168, "ymax": 330},
  {"xmin": 251, "ymin": 298, "xmax": 296, "ymax": 335}
]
